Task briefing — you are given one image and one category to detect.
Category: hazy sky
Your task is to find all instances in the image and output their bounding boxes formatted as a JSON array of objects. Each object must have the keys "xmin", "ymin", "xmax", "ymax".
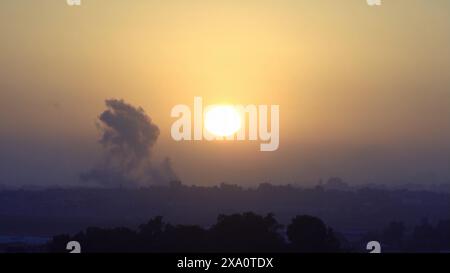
[{"xmin": 1, "ymin": 0, "xmax": 450, "ymax": 186}]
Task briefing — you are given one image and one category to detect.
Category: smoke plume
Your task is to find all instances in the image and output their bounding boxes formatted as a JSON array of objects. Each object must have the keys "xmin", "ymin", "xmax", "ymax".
[{"xmin": 81, "ymin": 99, "xmax": 177, "ymax": 187}]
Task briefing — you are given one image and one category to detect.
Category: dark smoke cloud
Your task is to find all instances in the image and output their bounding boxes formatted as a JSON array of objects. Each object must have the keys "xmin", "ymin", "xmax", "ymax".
[{"xmin": 81, "ymin": 99, "xmax": 177, "ymax": 187}]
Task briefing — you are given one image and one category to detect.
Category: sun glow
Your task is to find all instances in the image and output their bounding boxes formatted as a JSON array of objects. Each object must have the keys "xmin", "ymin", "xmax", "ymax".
[{"xmin": 204, "ymin": 106, "xmax": 241, "ymax": 137}]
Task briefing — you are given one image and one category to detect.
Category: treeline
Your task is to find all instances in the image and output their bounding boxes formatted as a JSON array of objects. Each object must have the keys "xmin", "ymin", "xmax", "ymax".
[
  {"xmin": 48, "ymin": 212, "xmax": 450, "ymax": 253},
  {"xmin": 363, "ymin": 219, "xmax": 450, "ymax": 252},
  {"xmin": 49, "ymin": 213, "xmax": 340, "ymax": 253}
]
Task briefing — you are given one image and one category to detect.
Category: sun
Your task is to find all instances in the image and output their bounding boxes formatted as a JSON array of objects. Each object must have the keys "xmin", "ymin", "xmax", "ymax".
[{"xmin": 204, "ymin": 105, "xmax": 241, "ymax": 137}]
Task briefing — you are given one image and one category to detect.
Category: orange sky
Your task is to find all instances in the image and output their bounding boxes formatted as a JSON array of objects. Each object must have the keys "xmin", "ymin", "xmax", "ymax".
[{"xmin": 1, "ymin": 0, "xmax": 450, "ymax": 186}]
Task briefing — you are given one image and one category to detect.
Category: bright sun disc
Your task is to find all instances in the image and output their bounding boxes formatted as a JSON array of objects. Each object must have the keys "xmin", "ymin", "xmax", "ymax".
[{"xmin": 204, "ymin": 106, "xmax": 241, "ymax": 137}]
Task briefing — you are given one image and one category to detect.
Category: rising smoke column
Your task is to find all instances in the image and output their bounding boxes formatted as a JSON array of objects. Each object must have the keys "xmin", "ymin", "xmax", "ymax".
[{"xmin": 81, "ymin": 99, "xmax": 177, "ymax": 187}]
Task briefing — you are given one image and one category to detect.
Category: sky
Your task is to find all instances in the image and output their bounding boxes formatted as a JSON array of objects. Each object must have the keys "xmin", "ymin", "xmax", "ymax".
[{"xmin": 1, "ymin": 0, "xmax": 450, "ymax": 187}]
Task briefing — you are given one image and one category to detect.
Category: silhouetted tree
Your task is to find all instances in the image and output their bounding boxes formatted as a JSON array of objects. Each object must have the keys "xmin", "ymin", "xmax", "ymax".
[
  {"xmin": 436, "ymin": 219, "xmax": 450, "ymax": 251},
  {"xmin": 410, "ymin": 218, "xmax": 438, "ymax": 252},
  {"xmin": 77, "ymin": 227, "xmax": 138, "ymax": 252},
  {"xmin": 209, "ymin": 212, "xmax": 284, "ymax": 252},
  {"xmin": 382, "ymin": 221, "xmax": 405, "ymax": 249},
  {"xmin": 138, "ymin": 216, "xmax": 165, "ymax": 249},
  {"xmin": 48, "ymin": 234, "xmax": 71, "ymax": 253},
  {"xmin": 161, "ymin": 224, "xmax": 208, "ymax": 252},
  {"xmin": 287, "ymin": 215, "xmax": 340, "ymax": 252}
]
